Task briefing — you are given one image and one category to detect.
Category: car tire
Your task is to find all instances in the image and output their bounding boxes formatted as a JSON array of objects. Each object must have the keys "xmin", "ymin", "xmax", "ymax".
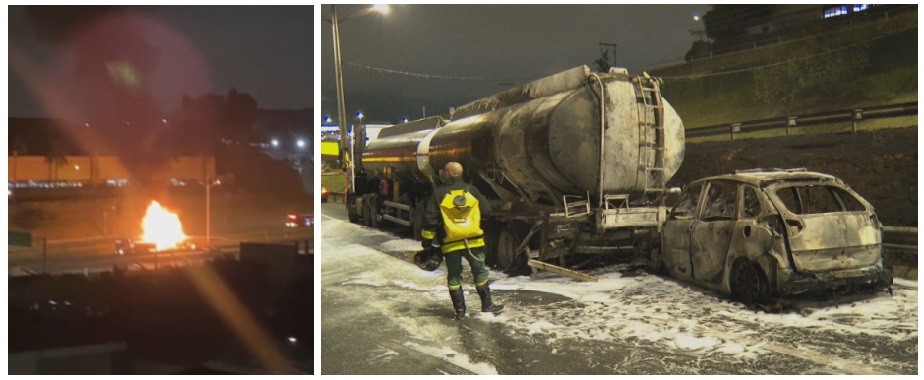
[{"xmin": 731, "ymin": 260, "xmax": 770, "ymax": 304}]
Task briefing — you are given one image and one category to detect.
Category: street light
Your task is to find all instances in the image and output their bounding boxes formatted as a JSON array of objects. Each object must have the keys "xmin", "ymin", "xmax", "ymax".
[
  {"xmin": 328, "ymin": 4, "xmax": 389, "ymax": 180},
  {"xmin": 297, "ymin": 139, "xmax": 306, "ymax": 149},
  {"xmin": 205, "ymin": 177, "xmax": 221, "ymax": 244},
  {"xmin": 271, "ymin": 139, "xmax": 280, "ymax": 147}
]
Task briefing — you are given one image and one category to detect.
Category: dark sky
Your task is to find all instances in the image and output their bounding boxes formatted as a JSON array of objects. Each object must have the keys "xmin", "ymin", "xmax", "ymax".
[
  {"xmin": 9, "ymin": 5, "xmax": 313, "ymax": 119},
  {"xmin": 321, "ymin": 4, "xmax": 707, "ymax": 124}
]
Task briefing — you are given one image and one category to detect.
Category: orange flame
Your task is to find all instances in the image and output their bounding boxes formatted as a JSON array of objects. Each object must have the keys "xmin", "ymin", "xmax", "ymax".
[{"xmin": 141, "ymin": 201, "xmax": 187, "ymax": 250}]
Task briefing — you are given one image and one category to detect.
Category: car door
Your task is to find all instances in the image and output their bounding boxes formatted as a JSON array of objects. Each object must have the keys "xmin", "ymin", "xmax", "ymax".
[
  {"xmin": 661, "ymin": 181, "xmax": 703, "ymax": 281},
  {"xmin": 690, "ymin": 180, "xmax": 738, "ymax": 285}
]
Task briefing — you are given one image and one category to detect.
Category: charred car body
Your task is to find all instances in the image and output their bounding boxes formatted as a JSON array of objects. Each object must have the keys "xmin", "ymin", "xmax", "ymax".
[
  {"xmin": 653, "ymin": 169, "xmax": 892, "ymax": 303},
  {"xmin": 344, "ymin": 66, "xmax": 685, "ymax": 273}
]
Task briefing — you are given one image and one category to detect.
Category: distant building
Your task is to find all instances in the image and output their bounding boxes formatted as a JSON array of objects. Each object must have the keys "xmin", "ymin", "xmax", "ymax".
[
  {"xmin": 742, "ymin": 5, "xmax": 818, "ymax": 36},
  {"xmin": 319, "ymin": 122, "xmax": 392, "ymax": 144}
]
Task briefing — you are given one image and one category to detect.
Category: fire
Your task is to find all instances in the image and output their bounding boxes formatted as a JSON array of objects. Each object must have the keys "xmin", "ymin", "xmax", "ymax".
[{"xmin": 141, "ymin": 201, "xmax": 187, "ymax": 250}]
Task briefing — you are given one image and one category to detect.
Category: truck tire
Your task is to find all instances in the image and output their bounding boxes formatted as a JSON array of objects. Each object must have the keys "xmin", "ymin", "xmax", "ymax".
[
  {"xmin": 362, "ymin": 202, "xmax": 374, "ymax": 227},
  {"xmin": 347, "ymin": 205, "xmax": 361, "ymax": 223},
  {"xmin": 495, "ymin": 223, "xmax": 530, "ymax": 275}
]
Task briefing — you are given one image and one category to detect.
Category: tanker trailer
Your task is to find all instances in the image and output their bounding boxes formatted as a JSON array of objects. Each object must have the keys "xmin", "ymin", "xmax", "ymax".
[{"xmin": 347, "ymin": 65, "xmax": 685, "ymax": 274}]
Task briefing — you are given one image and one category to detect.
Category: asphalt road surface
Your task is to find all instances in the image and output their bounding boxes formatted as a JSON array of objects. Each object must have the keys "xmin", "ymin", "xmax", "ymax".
[
  {"xmin": 9, "ymin": 226, "xmax": 310, "ymax": 276},
  {"xmin": 320, "ymin": 203, "xmax": 917, "ymax": 375}
]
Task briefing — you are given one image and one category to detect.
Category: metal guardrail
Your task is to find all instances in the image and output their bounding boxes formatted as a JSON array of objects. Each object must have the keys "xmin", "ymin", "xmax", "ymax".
[
  {"xmin": 686, "ymin": 102, "xmax": 917, "ymax": 139},
  {"xmin": 883, "ymin": 226, "xmax": 917, "ymax": 254}
]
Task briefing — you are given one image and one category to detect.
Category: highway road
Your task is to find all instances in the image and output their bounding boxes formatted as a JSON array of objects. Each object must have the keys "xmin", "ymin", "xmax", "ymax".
[
  {"xmin": 9, "ymin": 225, "xmax": 310, "ymax": 276},
  {"xmin": 321, "ymin": 202, "xmax": 917, "ymax": 375}
]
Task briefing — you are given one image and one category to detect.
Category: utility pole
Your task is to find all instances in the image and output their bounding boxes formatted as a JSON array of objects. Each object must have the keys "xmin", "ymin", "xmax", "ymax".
[{"xmin": 599, "ymin": 41, "xmax": 618, "ymax": 68}]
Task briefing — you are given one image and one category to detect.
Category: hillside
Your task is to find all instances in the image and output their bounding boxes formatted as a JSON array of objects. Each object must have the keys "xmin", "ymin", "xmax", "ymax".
[{"xmin": 653, "ymin": 10, "xmax": 917, "ymax": 130}]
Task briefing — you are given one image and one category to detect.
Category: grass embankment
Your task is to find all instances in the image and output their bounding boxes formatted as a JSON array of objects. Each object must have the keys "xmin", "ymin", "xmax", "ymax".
[{"xmin": 655, "ymin": 19, "xmax": 917, "ymax": 141}]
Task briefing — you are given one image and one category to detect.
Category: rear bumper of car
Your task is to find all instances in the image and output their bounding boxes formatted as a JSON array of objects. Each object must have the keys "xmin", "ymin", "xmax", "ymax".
[{"xmin": 778, "ymin": 264, "xmax": 892, "ymax": 295}]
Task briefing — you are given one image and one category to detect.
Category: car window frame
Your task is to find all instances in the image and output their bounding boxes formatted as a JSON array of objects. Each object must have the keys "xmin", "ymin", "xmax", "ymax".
[
  {"xmin": 668, "ymin": 181, "xmax": 705, "ymax": 221},
  {"xmin": 771, "ymin": 183, "xmax": 868, "ymax": 216},
  {"xmin": 740, "ymin": 184, "xmax": 763, "ymax": 220},
  {"xmin": 700, "ymin": 180, "xmax": 739, "ymax": 222}
]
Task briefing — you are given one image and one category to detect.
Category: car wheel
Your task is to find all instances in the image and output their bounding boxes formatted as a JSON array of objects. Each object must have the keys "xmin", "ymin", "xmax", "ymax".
[
  {"xmin": 495, "ymin": 223, "xmax": 529, "ymax": 275},
  {"xmin": 731, "ymin": 260, "xmax": 770, "ymax": 304}
]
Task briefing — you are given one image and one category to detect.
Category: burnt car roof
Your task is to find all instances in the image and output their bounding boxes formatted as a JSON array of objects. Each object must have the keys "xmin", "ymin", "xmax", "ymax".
[{"xmin": 692, "ymin": 169, "xmax": 839, "ymax": 187}]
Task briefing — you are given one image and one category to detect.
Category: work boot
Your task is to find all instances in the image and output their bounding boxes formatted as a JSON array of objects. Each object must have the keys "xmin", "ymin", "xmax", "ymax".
[
  {"xmin": 449, "ymin": 288, "xmax": 467, "ymax": 320},
  {"xmin": 476, "ymin": 285, "xmax": 504, "ymax": 314}
]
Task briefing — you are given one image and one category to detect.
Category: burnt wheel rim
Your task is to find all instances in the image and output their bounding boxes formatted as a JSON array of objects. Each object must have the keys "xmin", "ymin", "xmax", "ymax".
[{"xmin": 734, "ymin": 264, "xmax": 762, "ymax": 304}]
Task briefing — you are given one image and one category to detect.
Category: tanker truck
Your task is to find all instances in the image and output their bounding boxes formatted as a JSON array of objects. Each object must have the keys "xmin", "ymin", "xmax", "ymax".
[{"xmin": 345, "ymin": 65, "xmax": 685, "ymax": 275}]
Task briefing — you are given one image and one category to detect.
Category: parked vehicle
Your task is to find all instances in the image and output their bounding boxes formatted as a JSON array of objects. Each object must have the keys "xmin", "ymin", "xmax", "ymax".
[
  {"xmin": 343, "ymin": 66, "xmax": 686, "ymax": 274},
  {"xmin": 114, "ymin": 239, "xmax": 156, "ymax": 255},
  {"xmin": 286, "ymin": 212, "xmax": 313, "ymax": 228},
  {"xmin": 114, "ymin": 239, "xmax": 198, "ymax": 255},
  {"xmin": 653, "ymin": 168, "xmax": 893, "ymax": 303}
]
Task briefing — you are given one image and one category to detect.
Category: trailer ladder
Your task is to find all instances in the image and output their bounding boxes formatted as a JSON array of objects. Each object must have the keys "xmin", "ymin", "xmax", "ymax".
[{"xmin": 633, "ymin": 74, "xmax": 666, "ymax": 195}]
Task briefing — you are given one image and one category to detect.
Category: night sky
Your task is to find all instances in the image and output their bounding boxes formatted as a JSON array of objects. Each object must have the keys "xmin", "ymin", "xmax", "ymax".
[
  {"xmin": 321, "ymin": 4, "xmax": 707, "ymax": 124},
  {"xmin": 9, "ymin": 5, "xmax": 313, "ymax": 119}
]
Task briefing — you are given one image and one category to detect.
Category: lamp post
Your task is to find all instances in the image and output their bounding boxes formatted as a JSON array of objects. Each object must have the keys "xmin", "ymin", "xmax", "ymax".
[
  {"xmin": 328, "ymin": 4, "xmax": 389, "ymax": 188},
  {"xmin": 205, "ymin": 177, "xmax": 221, "ymax": 244}
]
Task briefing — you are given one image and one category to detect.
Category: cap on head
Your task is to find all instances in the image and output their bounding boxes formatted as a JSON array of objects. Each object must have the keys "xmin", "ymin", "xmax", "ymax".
[{"xmin": 444, "ymin": 162, "xmax": 464, "ymax": 179}]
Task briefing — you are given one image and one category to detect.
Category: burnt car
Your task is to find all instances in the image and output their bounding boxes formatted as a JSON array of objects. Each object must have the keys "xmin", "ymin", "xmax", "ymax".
[
  {"xmin": 114, "ymin": 239, "xmax": 197, "ymax": 255},
  {"xmin": 114, "ymin": 239, "xmax": 155, "ymax": 255},
  {"xmin": 652, "ymin": 168, "xmax": 892, "ymax": 303}
]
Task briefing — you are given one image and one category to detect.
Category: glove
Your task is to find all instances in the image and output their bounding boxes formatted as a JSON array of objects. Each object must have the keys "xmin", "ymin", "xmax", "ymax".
[
  {"xmin": 422, "ymin": 239, "xmax": 432, "ymax": 249},
  {"xmin": 413, "ymin": 247, "xmax": 443, "ymax": 271}
]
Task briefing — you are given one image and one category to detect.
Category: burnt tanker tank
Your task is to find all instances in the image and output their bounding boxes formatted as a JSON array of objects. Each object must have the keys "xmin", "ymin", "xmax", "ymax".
[
  {"xmin": 350, "ymin": 66, "xmax": 684, "ymax": 274},
  {"xmin": 361, "ymin": 65, "xmax": 684, "ymax": 207}
]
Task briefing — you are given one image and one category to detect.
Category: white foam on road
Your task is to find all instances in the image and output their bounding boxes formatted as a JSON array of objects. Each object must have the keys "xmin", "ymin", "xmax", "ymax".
[
  {"xmin": 401, "ymin": 342, "xmax": 499, "ymax": 375},
  {"xmin": 488, "ymin": 267, "xmax": 916, "ymax": 372},
  {"xmin": 323, "ymin": 215, "xmax": 917, "ymax": 374}
]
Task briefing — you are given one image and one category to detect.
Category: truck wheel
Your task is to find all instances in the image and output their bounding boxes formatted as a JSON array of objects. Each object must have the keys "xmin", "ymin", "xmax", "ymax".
[
  {"xmin": 362, "ymin": 202, "xmax": 374, "ymax": 227},
  {"xmin": 496, "ymin": 223, "xmax": 529, "ymax": 275},
  {"xmin": 347, "ymin": 205, "xmax": 361, "ymax": 223}
]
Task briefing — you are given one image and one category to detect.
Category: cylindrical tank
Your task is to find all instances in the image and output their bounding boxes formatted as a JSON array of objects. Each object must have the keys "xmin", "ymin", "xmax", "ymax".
[{"xmin": 362, "ymin": 66, "xmax": 685, "ymax": 206}]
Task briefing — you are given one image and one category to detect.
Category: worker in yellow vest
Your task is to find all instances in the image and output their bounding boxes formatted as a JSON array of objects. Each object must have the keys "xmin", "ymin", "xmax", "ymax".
[{"xmin": 421, "ymin": 162, "xmax": 503, "ymax": 319}]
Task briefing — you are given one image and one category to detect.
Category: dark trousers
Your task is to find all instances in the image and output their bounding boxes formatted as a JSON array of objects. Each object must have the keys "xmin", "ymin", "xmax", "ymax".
[{"xmin": 445, "ymin": 246, "xmax": 489, "ymax": 290}]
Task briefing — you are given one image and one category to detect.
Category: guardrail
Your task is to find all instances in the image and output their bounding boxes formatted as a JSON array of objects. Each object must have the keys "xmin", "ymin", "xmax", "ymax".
[
  {"xmin": 883, "ymin": 226, "xmax": 917, "ymax": 253},
  {"xmin": 686, "ymin": 102, "xmax": 917, "ymax": 139}
]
